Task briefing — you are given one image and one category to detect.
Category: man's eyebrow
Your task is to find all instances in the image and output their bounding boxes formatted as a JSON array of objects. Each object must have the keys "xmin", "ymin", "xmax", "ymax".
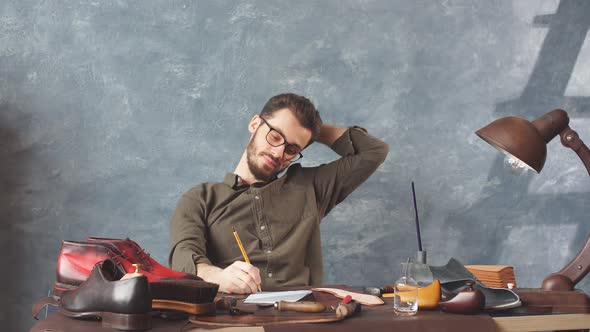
[
  {"xmin": 272, "ymin": 124, "xmax": 303, "ymax": 150},
  {"xmin": 290, "ymin": 142, "xmax": 303, "ymax": 150}
]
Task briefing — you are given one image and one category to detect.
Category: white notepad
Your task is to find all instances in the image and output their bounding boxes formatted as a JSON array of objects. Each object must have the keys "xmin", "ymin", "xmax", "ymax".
[{"xmin": 243, "ymin": 290, "xmax": 312, "ymax": 304}]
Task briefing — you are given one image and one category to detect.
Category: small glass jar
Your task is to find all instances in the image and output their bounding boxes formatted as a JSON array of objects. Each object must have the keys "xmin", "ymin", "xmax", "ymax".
[{"xmin": 393, "ymin": 261, "xmax": 419, "ymax": 316}]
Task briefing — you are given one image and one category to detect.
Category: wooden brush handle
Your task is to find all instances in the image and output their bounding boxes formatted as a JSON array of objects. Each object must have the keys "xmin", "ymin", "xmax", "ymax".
[
  {"xmin": 336, "ymin": 302, "xmax": 361, "ymax": 319},
  {"xmin": 274, "ymin": 301, "xmax": 326, "ymax": 313}
]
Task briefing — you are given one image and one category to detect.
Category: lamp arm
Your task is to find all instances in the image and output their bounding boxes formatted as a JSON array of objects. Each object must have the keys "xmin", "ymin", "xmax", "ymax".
[
  {"xmin": 578, "ymin": 144, "xmax": 590, "ymax": 176},
  {"xmin": 541, "ymin": 127, "xmax": 590, "ymax": 291},
  {"xmin": 549, "ymin": 234, "xmax": 590, "ymax": 288},
  {"xmin": 560, "ymin": 127, "xmax": 590, "ymax": 176}
]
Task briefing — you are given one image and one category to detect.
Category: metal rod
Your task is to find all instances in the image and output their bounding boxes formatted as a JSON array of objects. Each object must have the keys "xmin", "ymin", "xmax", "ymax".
[{"xmin": 412, "ymin": 181, "xmax": 422, "ymax": 252}]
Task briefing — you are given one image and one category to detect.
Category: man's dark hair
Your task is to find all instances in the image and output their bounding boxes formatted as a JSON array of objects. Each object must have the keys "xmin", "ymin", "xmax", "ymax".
[{"xmin": 260, "ymin": 93, "xmax": 322, "ymax": 143}]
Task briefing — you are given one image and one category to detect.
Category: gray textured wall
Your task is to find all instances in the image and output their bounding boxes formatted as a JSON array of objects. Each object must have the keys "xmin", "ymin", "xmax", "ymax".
[{"xmin": 2, "ymin": 0, "xmax": 589, "ymax": 330}]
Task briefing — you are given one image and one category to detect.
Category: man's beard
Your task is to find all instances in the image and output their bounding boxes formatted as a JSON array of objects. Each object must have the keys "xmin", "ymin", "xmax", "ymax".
[{"xmin": 246, "ymin": 137, "xmax": 282, "ymax": 182}]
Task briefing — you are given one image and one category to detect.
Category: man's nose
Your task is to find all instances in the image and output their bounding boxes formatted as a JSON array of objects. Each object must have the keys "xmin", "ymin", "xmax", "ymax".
[{"xmin": 269, "ymin": 144, "xmax": 286, "ymax": 160}]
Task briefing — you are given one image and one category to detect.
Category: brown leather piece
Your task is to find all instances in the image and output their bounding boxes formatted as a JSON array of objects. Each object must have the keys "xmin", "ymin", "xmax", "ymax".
[
  {"xmin": 192, "ymin": 313, "xmax": 344, "ymax": 326},
  {"xmin": 190, "ymin": 292, "xmax": 346, "ymax": 326},
  {"xmin": 32, "ymin": 296, "xmax": 59, "ymax": 319},
  {"xmin": 310, "ymin": 287, "xmax": 384, "ymax": 305}
]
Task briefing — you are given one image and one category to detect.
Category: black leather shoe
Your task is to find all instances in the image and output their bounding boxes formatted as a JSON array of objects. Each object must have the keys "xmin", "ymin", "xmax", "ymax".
[{"xmin": 59, "ymin": 259, "xmax": 152, "ymax": 330}]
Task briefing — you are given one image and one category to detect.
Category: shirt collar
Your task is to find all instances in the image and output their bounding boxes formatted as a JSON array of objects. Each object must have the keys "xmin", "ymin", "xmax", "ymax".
[
  {"xmin": 223, "ymin": 172, "xmax": 279, "ymax": 189},
  {"xmin": 223, "ymin": 173, "xmax": 242, "ymax": 189}
]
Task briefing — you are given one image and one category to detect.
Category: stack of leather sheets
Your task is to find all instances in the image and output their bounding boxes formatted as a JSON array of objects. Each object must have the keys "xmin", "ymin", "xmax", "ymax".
[{"xmin": 465, "ymin": 265, "xmax": 516, "ymax": 289}]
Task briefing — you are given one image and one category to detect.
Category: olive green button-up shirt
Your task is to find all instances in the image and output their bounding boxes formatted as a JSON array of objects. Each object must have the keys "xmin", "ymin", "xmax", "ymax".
[{"xmin": 169, "ymin": 127, "xmax": 388, "ymax": 288}]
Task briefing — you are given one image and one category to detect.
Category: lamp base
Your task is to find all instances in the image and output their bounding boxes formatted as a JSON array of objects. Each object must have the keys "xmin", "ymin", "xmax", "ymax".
[{"xmin": 506, "ymin": 288, "xmax": 590, "ymax": 314}]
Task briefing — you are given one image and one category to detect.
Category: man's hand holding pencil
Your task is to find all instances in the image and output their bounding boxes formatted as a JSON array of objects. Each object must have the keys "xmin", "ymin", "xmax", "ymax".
[
  {"xmin": 197, "ymin": 260, "xmax": 261, "ymax": 294},
  {"xmin": 232, "ymin": 227, "xmax": 262, "ymax": 292},
  {"xmin": 195, "ymin": 227, "xmax": 262, "ymax": 294}
]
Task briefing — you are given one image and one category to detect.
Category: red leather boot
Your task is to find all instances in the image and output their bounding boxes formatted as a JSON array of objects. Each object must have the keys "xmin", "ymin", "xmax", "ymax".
[
  {"xmin": 55, "ymin": 240, "xmax": 123, "ymax": 295},
  {"xmin": 54, "ymin": 240, "xmax": 201, "ymax": 295},
  {"xmin": 86, "ymin": 237, "xmax": 194, "ymax": 281}
]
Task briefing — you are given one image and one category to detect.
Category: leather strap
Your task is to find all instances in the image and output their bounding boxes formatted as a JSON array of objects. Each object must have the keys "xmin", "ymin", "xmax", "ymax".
[
  {"xmin": 32, "ymin": 296, "xmax": 60, "ymax": 320},
  {"xmin": 190, "ymin": 314, "xmax": 345, "ymax": 326}
]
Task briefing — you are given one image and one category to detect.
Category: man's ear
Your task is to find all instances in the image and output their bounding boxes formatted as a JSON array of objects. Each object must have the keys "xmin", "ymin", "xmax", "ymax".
[{"xmin": 248, "ymin": 115, "xmax": 261, "ymax": 134}]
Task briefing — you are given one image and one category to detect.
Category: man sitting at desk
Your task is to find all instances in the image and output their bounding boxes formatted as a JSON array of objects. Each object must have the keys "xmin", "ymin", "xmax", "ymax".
[{"xmin": 169, "ymin": 93, "xmax": 388, "ymax": 294}]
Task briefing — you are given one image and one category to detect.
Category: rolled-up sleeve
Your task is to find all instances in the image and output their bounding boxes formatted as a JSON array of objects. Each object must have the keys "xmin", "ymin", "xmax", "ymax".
[
  {"xmin": 168, "ymin": 189, "xmax": 211, "ymax": 274},
  {"xmin": 313, "ymin": 126, "xmax": 389, "ymax": 217}
]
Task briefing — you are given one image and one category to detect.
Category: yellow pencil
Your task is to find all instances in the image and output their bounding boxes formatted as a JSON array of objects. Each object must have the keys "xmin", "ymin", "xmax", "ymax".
[{"xmin": 232, "ymin": 227, "xmax": 262, "ymax": 292}]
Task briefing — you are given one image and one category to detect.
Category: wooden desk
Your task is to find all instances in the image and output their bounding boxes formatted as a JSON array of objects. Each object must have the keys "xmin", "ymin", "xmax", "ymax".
[
  {"xmin": 29, "ymin": 288, "xmax": 590, "ymax": 332},
  {"xmin": 494, "ymin": 313, "xmax": 590, "ymax": 332},
  {"xmin": 31, "ymin": 309, "xmax": 590, "ymax": 332}
]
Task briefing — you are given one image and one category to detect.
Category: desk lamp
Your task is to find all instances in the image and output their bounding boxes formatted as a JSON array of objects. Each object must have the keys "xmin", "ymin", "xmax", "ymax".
[{"xmin": 476, "ymin": 109, "xmax": 590, "ymax": 292}]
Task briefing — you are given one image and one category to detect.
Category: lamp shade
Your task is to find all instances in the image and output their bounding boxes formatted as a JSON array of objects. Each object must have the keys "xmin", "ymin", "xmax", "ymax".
[{"xmin": 476, "ymin": 116, "xmax": 547, "ymax": 173}]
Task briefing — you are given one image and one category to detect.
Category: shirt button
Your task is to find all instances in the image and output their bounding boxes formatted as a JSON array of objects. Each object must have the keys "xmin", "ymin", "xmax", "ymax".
[
  {"xmin": 260, "ymin": 225, "xmax": 266, "ymax": 230},
  {"xmin": 268, "ymin": 273, "xmax": 273, "ymax": 278},
  {"xmin": 254, "ymin": 195, "xmax": 260, "ymax": 200}
]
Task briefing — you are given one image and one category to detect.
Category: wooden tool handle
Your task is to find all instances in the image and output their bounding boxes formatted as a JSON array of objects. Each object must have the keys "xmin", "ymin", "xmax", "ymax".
[{"xmin": 274, "ymin": 301, "xmax": 327, "ymax": 313}]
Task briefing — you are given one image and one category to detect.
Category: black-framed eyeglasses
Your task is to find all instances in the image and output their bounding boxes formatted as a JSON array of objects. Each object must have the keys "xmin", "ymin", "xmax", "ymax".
[{"xmin": 259, "ymin": 117, "xmax": 303, "ymax": 162}]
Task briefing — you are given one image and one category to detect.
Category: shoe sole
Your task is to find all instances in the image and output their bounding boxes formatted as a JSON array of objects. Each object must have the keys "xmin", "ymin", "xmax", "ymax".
[
  {"xmin": 54, "ymin": 283, "xmax": 216, "ymax": 316},
  {"xmin": 59, "ymin": 307, "xmax": 151, "ymax": 330}
]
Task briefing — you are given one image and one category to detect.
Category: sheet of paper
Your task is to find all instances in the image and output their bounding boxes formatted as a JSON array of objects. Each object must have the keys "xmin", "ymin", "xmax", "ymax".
[{"xmin": 243, "ymin": 290, "xmax": 312, "ymax": 304}]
